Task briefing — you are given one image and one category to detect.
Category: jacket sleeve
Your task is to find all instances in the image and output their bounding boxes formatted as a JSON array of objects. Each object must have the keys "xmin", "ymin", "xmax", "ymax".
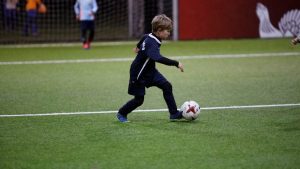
[
  {"xmin": 146, "ymin": 42, "xmax": 179, "ymax": 67},
  {"xmin": 92, "ymin": 0, "xmax": 98, "ymax": 13},
  {"xmin": 74, "ymin": 0, "xmax": 79, "ymax": 15}
]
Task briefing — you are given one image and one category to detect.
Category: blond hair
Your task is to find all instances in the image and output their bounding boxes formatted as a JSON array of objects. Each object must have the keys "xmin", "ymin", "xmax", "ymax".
[{"xmin": 151, "ymin": 14, "xmax": 173, "ymax": 32}]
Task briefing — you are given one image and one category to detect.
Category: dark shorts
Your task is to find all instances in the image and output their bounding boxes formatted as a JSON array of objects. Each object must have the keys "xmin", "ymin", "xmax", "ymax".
[
  {"xmin": 128, "ymin": 71, "xmax": 168, "ymax": 96},
  {"xmin": 80, "ymin": 20, "xmax": 95, "ymax": 30}
]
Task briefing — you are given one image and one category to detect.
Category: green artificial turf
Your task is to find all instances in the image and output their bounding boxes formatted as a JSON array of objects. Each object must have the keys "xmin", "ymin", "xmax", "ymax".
[{"xmin": 0, "ymin": 38, "xmax": 299, "ymax": 169}]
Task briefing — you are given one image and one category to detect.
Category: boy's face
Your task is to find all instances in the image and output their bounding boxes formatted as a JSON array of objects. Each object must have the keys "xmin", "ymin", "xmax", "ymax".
[{"xmin": 157, "ymin": 29, "xmax": 171, "ymax": 40}]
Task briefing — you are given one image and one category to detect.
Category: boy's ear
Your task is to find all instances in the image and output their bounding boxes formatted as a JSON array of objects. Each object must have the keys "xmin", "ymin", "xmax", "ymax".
[{"xmin": 157, "ymin": 28, "xmax": 163, "ymax": 32}]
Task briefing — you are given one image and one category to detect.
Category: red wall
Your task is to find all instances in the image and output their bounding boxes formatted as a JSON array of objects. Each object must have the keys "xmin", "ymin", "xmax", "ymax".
[{"xmin": 178, "ymin": 0, "xmax": 300, "ymax": 40}]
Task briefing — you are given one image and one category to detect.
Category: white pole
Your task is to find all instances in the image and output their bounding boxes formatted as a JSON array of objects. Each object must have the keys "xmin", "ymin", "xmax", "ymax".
[
  {"xmin": 128, "ymin": 0, "xmax": 133, "ymax": 38},
  {"xmin": 172, "ymin": 0, "xmax": 178, "ymax": 41}
]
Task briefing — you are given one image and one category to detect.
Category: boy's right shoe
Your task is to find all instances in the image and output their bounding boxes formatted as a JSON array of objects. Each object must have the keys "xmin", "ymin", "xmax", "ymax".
[
  {"xmin": 117, "ymin": 113, "xmax": 129, "ymax": 123},
  {"xmin": 170, "ymin": 111, "xmax": 183, "ymax": 121},
  {"xmin": 291, "ymin": 37, "xmax": 300, "ymax": 45},
  {"xmin": 83, "ymin": 42, "xmax": 90, "ymax": 49}
]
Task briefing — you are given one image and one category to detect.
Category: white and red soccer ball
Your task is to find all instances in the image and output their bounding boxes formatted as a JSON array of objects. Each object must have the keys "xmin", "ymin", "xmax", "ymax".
[{"xmin": 180, "ymin": 100, "xmax": 201, "ymax": 121}]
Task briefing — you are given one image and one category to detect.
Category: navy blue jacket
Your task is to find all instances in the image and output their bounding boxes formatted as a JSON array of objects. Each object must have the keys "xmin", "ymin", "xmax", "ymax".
[{"xmin": 130, "ymin": 33, "xmax": 179, "ymax": 84}]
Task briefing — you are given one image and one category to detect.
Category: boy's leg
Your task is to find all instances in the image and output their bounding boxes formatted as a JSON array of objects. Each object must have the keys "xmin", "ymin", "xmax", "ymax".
[
  {"xmin": 81, "ymin": 29, "xmax": 87, "ymax": 43},
  {"xmin": 87, "ymin": 29, "xmax": 94, "ymax": 48},
  {"xmin": 80, "ymin": 21, "xmax": 88, "ymax": 45},
  {"xmin": 87, "ymin": 21, "xmax": 95, "ymax": 43},
  {"xmin": 4, "ymin": 9, "xmax": 9, "ymax": 30},
  {"xmin": 117, "ymin": 95, "xmax": 144, "ymax": 122},
  {"xmin": 29, "ymin": 10, "xmax": 38, "ymax": 35},
  {"xmin": 151, "ymin": 71, "xmax": 182, "ymax": 120},
  {"xmin": 117, "ymin": 79, "xmax": 146, "ymax": 122},
  {"xmin": 23, "ymin": 11, "xmax": 30, "ymax": 36},
  {"xmin": 157, "ymin": 81, "xmax": 178, "ymax": 115},
  {"xmin": 11, "ymin": 9, "xmax": 17, "ymax": 30}
]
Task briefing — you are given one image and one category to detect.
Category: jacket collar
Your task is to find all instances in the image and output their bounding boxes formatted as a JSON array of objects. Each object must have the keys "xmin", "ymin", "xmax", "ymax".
[{"xmin": 149, "ymin": 33, "xmax": 161, "ymax": 44}]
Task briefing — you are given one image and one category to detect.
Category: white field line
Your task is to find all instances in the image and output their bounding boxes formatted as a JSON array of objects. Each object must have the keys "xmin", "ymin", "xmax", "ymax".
[
  {"xmin": 1, "ymin": 52, "xmax": 300, "ymax": 65},
  {"xmin": 0, "ymin": 103, "xmax": 299, "ymax": 118},
  {"xmin": 0, "ymin": 41, "xmax": 137, "ymax": 48}
]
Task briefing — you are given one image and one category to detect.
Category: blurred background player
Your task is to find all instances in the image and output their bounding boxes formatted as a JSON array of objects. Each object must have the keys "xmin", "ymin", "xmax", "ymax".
[
  {"xmin": 74, "ymin": 0, "xmax": 98, "ymax": 49},
  {"xmin": 4, "ymin": 0, "xmax": 19, "ymax": 31},
  {"xmin": 24, "ymin": 0, "xmax": 42, "ymax": 36},
  {"xmin": 291, "ymin": 35, "xmax": 300, "ymax": 45},
  {"xmin": 117, "ymin": 14, "xmax": 184, "ymax": 123}
]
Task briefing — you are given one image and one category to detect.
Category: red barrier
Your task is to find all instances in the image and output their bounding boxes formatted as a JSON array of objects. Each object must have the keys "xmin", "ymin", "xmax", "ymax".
[{"xmin": 178, "ymin": 0, "xmax": 300, "ymax": 40}]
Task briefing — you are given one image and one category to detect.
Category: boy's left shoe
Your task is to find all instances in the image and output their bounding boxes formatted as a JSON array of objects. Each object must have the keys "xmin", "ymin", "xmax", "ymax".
[
  {"xmin": 170, "ymin": 111, "xmax": 183, "ymax": 121},
  {"xmin": 117, "ymin": 113, "xmax": 129, "ymax": 123}
]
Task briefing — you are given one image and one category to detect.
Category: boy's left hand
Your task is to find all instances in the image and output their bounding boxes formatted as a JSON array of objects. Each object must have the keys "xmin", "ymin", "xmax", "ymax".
[{"xmin": 178, "ymin": 62, "xmax": 184, "ymax": 72}]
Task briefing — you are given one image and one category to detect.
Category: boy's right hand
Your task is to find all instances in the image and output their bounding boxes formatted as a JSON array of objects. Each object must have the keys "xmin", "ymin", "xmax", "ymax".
[
  {"xmin": 133, "ymin": 47, "xmax": 140, "ymax": 53},
  {"xmin": 178, "ymin": 62, "xmax": 184, "ymax": 72}
]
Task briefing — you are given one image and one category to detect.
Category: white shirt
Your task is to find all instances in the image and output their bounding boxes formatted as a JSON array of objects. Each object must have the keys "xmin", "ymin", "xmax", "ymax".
[
  {"xmin": 74, "ymin": 0, "xmax": 98, "ymax": 21},
  {"xmin": 6, "ymin": 0, "xmax": 18, "ymax": 10}
]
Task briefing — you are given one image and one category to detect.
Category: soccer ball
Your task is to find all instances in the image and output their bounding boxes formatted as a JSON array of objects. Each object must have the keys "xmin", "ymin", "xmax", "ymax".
[{"xmin": 180, "ymin": 100, "xmax": 201, "ymax": 121}]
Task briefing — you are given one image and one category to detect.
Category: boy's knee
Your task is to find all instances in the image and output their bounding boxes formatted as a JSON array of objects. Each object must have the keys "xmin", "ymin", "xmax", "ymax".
[
  {"xmin": 134, "ymin": 96, "xmax": 144, "ymax": 106},
  {"xmin": 162, "ymin": 81, "xmax": 172, "ymax": 91}
]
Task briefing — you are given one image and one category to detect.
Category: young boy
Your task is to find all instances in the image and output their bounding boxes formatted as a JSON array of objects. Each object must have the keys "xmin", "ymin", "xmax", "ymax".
[
  {"xmin": 117, "ymin": 14, "xmax": 184, "ymax": 123},
  {"xmin": 291, "ymin": 35, "xmax": 300, "ymax": 45},
  {"xmin": 74, "ymin": 0, "xmax": 98, "ymax": 49}
]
